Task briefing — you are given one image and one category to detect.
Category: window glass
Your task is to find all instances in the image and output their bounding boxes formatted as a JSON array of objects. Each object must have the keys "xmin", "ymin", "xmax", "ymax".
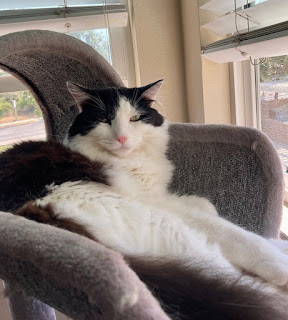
[
  {"xmin": 254, "ymin": 0, "xmax": 268, "ymax": 4},
  {"xmin": 259, "ymin": 55, "xmax": 288, "ymax": 169},
  {"xmin": 0, "ymin": 90, "xmax": 45, "ymax": 152},
  {"xmin": 69, "ymin": 28, "xmax": 112, "ymax": 64}
]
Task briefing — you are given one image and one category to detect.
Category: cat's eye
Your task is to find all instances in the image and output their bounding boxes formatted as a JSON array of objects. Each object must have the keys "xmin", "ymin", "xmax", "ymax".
[
  {"xmin": 98, "ymin": 118, "xmax": 109, "ymax": 123},
  {"xmin": 130, "ymin": 115, "xmax": 141, "ymax": 122}
]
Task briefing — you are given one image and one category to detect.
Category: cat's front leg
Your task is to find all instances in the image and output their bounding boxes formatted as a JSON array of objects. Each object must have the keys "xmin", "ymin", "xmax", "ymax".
[
  {"xmin": 177, "ymin": 195, "xmax": 218, "ymax": 216},
  {"xmin": 157, "ymin": 193, "xmax": 218, "ymax": 217}
]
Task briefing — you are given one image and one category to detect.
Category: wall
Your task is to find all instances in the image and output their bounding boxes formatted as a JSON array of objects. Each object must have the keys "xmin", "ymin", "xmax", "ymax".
[
  {"xmin": 199, "ymin": 0, "xmax": 232, "ymax": 124},
  {"xmin": 131, "ymin": 0, "xmax": 232, "ymax": 124},
  {"xmin": 180, "ymin": 0, "xmax": 205, "ymax": 123},
  {"xmin": 201, "ymin": 58, "xmax": 232, "ymax": 124},
  {"xmin": 131, "ymin": 0, "xmax": 188, "ymax": 123}
]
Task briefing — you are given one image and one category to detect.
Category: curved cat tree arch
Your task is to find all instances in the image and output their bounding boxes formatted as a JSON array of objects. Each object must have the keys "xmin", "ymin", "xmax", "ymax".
[{"xmin": 0, "ymin": 30, "xmax": 123, "ymax": 142}]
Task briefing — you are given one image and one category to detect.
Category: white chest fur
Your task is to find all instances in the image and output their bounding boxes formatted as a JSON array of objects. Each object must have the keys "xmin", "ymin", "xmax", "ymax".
[
  {"xmin": 109, "ymin": 151, "xmax": 173, "ymax": 197},
  {"xmin": 67, "ymin": 123, "xmax": 173, "ymax": 197}
]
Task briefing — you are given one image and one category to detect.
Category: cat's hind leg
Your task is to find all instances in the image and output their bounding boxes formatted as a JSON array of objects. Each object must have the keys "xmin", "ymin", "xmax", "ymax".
[
  {"xmin": 268, "ymin": 238, "xmax": 288, "ymax": 254},
  {"xmin": 177, "ymin": 209, "xmax": 288, "ymax": 289}
]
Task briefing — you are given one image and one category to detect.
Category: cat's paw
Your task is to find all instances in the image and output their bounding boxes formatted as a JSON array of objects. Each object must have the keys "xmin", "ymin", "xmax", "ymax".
[{"xmin": 254, "ymin": 251, "xmax": 288, "ymax": 287}]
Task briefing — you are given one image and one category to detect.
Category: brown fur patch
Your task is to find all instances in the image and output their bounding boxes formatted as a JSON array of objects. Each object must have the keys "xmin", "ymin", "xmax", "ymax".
[
  {"xmin": 0, "ymin": 140, "xmax": 109, "ymax": 212},
  {"xmin": 16, "ymin": 201, "xmax": 96, "ymax": 241}
]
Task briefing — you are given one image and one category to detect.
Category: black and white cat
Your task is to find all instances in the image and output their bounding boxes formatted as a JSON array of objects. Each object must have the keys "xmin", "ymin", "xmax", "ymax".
[{"xmin": 1, "ymin": 80, "xmax": 288, "ymax": 319}]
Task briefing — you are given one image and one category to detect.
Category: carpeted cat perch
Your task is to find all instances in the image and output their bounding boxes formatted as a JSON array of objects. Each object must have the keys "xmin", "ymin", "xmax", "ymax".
[{"xmin": 0, "ymin": 30, "xmax": 285, "ymax": 319}]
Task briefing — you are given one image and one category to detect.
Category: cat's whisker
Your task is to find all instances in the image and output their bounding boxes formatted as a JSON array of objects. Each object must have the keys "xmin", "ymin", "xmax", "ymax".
[
  {"xmin": 134, "ymin": 93, "xmax": 146, "ymax": 106},
  {"xmin": 87, "ymin": 96, "xmax": 106, "ymax": 111},
  {"xmin": 132, "ymin": 87, "xmax": 138, "ymax": 105},
  {"xmin": 91, "ymin": 91, "xmax": 105, "ymax": 108},
  {"xmin": 85, "ymin": 101, "xmax": 105, "ymax": 110},
  {"xmin": 83, "ymin": 92, "xmax": 106, "ymax": 111}
]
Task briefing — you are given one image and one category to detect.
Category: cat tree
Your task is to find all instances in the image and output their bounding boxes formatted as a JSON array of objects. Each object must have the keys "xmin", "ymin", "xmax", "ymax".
[{"xmin": 0, "ymin": 30, "xmax": 284, "ymax": 319}]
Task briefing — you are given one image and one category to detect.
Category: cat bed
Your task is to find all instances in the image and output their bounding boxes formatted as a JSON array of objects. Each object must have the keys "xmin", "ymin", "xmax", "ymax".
[{"xmin": 0, "ymin": 30, "xmax": 285, "ymax": 319}]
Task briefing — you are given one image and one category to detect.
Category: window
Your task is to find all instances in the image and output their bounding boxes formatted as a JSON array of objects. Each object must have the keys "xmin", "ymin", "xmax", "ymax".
[
  {"xmin": 256, "ymin": 55, "xmax": 288, "ymax": 235},
  {"xmin": 199, "ymin": 0, "xmax": 288, "ymax": 235},
  {"xmin": 200, "ymin": 0, "xmax": 288, "ymax": 63},
  {"xmin": 0, "ymin": 1, "xmax": 131, "ymax": 84},
  {"xmin": 0, "ymin": 89, "xmax": 45, "ymax": 152},
  {"xmin": 69, "ymin": 29, "xmax": 112, "ymax": 64},
  {"xmin": 0, "ymin": 1, "xmax": 134, "ymax": 151},
  {"xmin": 258, "ymin": 55, "xmax": 288, "ymax": 170},
  {"xmin": 231, "ymin": 55, "xmax": 288, "ymax": 235}
]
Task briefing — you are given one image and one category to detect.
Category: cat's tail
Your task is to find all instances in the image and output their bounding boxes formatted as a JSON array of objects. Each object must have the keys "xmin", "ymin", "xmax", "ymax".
[{"xmin": 127, "ymin": 256, "xmax": 288, "ymax": 320}]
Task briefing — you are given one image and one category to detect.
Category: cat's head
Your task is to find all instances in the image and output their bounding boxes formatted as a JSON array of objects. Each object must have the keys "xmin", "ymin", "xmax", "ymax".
[{"xmin": 66, "ymin": 80, "xmax": 165, "ymax": 157}]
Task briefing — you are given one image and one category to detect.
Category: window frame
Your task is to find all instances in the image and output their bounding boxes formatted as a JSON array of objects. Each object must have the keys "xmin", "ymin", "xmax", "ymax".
[
  {"xmin": 231, "ymin": 59, "xmax": 288, "ymax": 206},
  {"xmin": 0, "ymin": 3, "xmax": 135, "ymax": 92},
  {"xmin": 230, "ymin": 60, "xmax": 259, "ymax": 128}
]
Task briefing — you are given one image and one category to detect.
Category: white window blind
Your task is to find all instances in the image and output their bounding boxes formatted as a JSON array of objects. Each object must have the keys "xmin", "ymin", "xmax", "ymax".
[
  {"xmin": 201, "ymin": 0, "xmax": 255, "ymax": 17},
  {"xmin": 0, "ymin": 0, "xmax": 128, "ymax": 35},
  {"xmin": 200, "ymin": 0, "xmax": 288, "ymax": 63},
  {"xmin": 0, "ymin": 1, "xmax": 125, "ymax": 10},
  {"xmin": 0, "ymin": 0, "xmax": 132, "ymax": 87}
]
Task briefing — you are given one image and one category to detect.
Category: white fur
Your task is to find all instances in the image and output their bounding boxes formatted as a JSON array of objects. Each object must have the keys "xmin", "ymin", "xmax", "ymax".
[
  {"xmin": 44, "ymin": 99, "xmax": 288, "ymax": 289},
  {"xmin": 65, "ymin": 97, "xmax": 173, "ymax": 195}
]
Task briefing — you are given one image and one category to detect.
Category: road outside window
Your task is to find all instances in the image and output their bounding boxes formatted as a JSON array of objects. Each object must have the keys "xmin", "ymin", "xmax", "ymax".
[
  {"xmin": 0, "ymin": 89, "xmax": 45, "ymax": 153},
  {"xmin": 259, "ymin": 55, "xmax": 288, "ymax": 170}
]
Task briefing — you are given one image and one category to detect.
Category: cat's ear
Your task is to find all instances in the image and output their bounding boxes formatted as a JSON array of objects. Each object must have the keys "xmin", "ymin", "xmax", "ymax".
[
  {"xmin": 66, "ymin": 82, "xmax": 89, "ymax": 112},
  {"xmin": 141, "ymin": 79, "xmax": 163, "ymax": 102}
]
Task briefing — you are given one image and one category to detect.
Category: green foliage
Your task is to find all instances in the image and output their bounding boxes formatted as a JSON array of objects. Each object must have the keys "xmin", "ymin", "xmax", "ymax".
[
  {"xmin": 0, "ymin": 90, "xmax": 41, "ymax": 119},
  {"xmin": 260, "ymin": 55, "xmax": 288, "ymax": 82},
  {"xmin": 69, "ymin": 29, "xmax": 111, "ymax": 63},
  {"xmin": 0, "ymin": 101, "xmax": 12, "ymax": 117},
  {"xmin": 0, "ymin": 145, "xmax": 11, "ymax": 153},
  {"xmin": 16, "ymin": 91, "xmax": 41, "ymax": 116}
]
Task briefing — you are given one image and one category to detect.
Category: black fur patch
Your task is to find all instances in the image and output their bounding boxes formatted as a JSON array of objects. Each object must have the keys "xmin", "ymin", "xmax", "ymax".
[
  {"xmin": 0, "ymin": 141, "xmax": 108, "ymax": 212},
  {"xmin": 69, "ymin": 87, "xmax": 120, "ymax": 137},
  {"xmin": 68, "ymin": 85, "xmax": 164, "ymax": 138},
  {"xmin": 119, "ymin": 86, "xmax": 164, "ymax": 127}
]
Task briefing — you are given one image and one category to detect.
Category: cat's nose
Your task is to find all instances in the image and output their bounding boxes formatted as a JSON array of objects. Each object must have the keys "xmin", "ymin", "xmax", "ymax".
[{"xmin": 116, "ymin": 136, "xmax": 128, "ymax": 144}]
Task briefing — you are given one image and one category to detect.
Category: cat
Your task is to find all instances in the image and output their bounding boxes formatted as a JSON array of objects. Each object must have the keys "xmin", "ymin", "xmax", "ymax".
[{"xmin": 1, "ymin": 80, "xmax": 288, "ymax": 319}]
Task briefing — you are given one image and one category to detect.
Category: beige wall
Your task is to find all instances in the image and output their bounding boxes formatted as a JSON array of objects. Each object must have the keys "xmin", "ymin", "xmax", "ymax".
[
  {"xmin": 201, "ymin": 58, "xmax": 231, "ymax": 124},
  {"xmin": 199, "ymin": 2, "xmax": 232, "ymax": 124},
  {"xmin": 180, "ymin": 0, "xmax": 205, "ymax": 123},
  {"xmin": 131, "ymin": 0, "xmax": 188, "ymax": 123},
  {"xmin": 131, "ymin": 0, "xmax": 232, "ymax": 125}
]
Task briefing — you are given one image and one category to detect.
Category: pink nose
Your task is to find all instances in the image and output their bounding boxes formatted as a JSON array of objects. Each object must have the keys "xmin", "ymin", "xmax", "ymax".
[{"xmin": 116, "ymin": 136, "xmax": 128, "ymax": 144}]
